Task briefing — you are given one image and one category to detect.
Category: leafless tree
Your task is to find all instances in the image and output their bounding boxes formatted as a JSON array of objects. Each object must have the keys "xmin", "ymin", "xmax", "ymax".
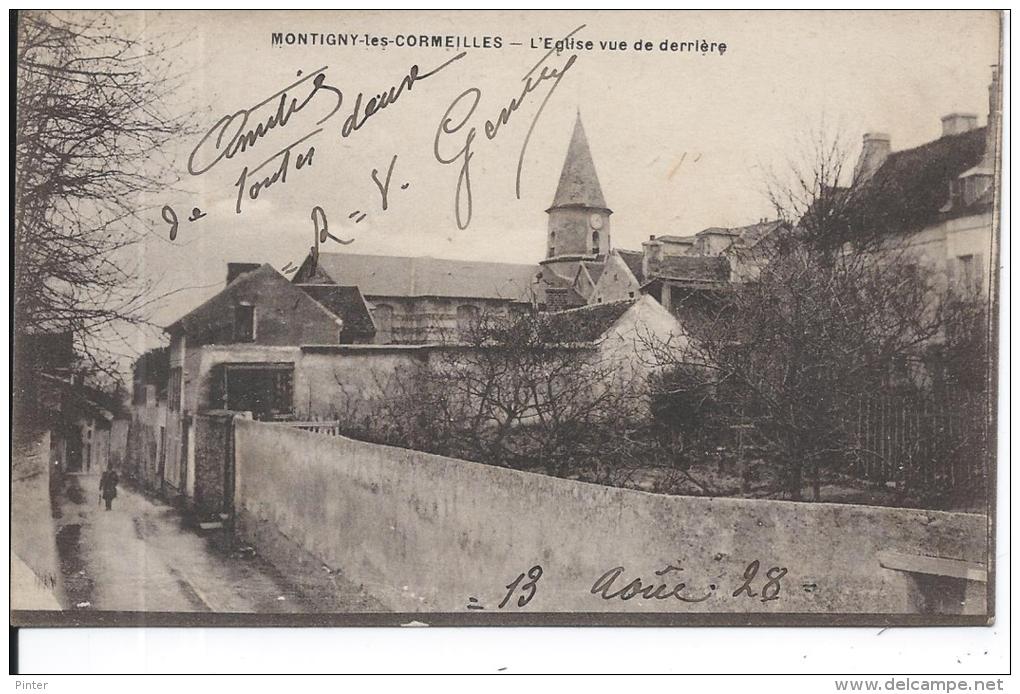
[
  {"xmin": 14, "ymin": 11, "xmax": 192, "ymax": 381},
  {"xmin": 648, "ymin": 133, "xmax": 987, "ymax": 504},
  {"xmin": 333, "ymin": 310, "xmax": 656, "ymax": 482}
]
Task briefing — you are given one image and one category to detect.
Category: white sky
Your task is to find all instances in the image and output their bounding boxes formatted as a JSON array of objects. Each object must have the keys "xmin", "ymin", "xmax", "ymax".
[{"xmin": 99, "ymin": 10, "xmax": 1000, "ymax": 349}]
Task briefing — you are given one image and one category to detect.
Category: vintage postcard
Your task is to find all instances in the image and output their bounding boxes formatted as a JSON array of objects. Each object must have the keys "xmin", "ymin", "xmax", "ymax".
[{"xmin": 11, "ymin": 9, "xmax": 1002, "ymax": 628}]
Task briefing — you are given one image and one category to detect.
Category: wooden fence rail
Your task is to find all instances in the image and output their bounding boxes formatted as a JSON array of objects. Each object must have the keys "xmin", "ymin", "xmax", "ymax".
[
  {"xmin": 849, "ymin": 392, "xmax": 989, "ymax": 498},
  {"xmin": 282, "ymin": 420, "xmax": 342, "ymax": 436}
]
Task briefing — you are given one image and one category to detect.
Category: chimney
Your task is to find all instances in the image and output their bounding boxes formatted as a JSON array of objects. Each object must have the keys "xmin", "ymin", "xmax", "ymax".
[
  {"xmin": 226, "ymin": 262, "xmax": 261, "ymax": 286},
  {"xmin": 941, "ymin": 112, "xmax": 979, "ymax": 137},
  {"xmin": 853, "ymin": 132, "xmax": 891, "ymax": 182},
  {"xmin": 641, "ymin": 236, "xmax": 662, "ymax": 280}
]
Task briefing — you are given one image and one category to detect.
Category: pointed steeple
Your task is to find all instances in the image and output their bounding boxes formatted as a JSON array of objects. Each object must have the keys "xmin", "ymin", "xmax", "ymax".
[{"xmin": 550, "ymin": 113, "xmax": 609, "ymax": 210}]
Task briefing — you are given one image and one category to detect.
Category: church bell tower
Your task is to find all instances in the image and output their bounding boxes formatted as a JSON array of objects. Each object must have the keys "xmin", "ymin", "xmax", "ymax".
[{"xmin": 540, "ymin": 113, "xmax": 612, "ymax": 282}]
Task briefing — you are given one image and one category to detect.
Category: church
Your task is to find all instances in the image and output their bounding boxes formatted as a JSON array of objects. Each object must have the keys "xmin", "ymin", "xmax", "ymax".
[{"xmin": 291, "ymin": 112, "xmax": 744, "ymax": 344}]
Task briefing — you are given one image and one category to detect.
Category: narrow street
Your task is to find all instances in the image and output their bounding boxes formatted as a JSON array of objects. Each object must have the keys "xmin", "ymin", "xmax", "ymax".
[{"xmin": 52, "ymin": 474, "xmax": 325, "ymax": 613}]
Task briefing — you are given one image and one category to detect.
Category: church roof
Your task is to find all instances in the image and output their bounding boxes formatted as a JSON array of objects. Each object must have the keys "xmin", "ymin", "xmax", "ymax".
[
  {"xmin": 307, "ymin": 252, "xmax": 540, "ymax": 302},
  {"xmin": 615, "ymin": 249, "xmax": 646, "ymax": 284},
  {"xmin": 580, "ymin": 261, "xmax": 605, "ymax": 284},
  {"xmin": 550, "ymin": 114, "xmax": 609, "ymax": 210}
]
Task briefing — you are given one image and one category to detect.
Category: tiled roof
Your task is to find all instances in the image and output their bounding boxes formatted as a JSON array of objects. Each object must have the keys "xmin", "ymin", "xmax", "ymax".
[
  {"xmin": 647, "ymin": 255, "xmax": 731, "ymax": 283},
  {"xmin": 550, "ymin": 114, "xmax": 609, "ymax": 210},
  {"xmin": 654, "ymin": 235, "xmax": 696, "ymax": 244},
  {"xmin": 581, "ymin": 261, "xmax": 605, "ymax": 284},
  {"xmin": 309, "ymin": 253, "xmax": 540, "ymax": 301},
  {"xmin": 537, "ymin": 269, "xmax": 586, "ymax": 309},
  {"xmin": 296, "ymin": 284, "xmax": 376, "ymax": 339},
  {"xmin": 166, "ymin": 263, "xmax": 339, "ymax": 336},
  {"xmin": 539, "ymin": 300, "xmax": 634, "ymax": 343},
  {"xmin": 729, "ymin": 220, "xmax": 787, "ymax": 249},
  {"xmin": 615, "ymin": 249, "xmax": 646, "ymax": 284},
  {"xmin": 850, "ymin": 127, "xmax": 988, "ymax": 233}
]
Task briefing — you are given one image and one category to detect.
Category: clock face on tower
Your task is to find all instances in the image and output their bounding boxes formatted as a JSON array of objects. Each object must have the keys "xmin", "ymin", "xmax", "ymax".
[{"xmin": 589, "ymin": 213, "xmax": 604, "ymax": 230}]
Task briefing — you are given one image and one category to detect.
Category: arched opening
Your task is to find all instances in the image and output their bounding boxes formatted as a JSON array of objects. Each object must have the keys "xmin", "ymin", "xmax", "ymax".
[{"xmin": 592, "ymin": 230, "xmax": 600, "ymax": 255}]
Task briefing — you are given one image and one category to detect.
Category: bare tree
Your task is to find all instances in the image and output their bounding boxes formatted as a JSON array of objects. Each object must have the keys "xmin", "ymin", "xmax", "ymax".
[
  {"xmin": 14, "ymin": 11, "xmax": 192, "ymax": 381},
  {"xmin": 649, "ymin": 135, "xmax": 985, "ymax": 504},
  {"xmin": 334, "ymin": 310, "xmax": 654, "ymax": 481}
]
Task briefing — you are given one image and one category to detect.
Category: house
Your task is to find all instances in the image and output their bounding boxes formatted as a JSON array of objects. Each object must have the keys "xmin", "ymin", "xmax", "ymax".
[
  {"xmin": 145, "ymin": 262, "xmax": 373, "ymax": 499},
  {"xmin": 165, "ymin": 263, "xmax": 369, "ymax": 421},
  {"xmin": 846, "ymin": 67, "xmax": 999, "ymax": 298},
  {"xmin": 126, "ymin": 347, "xmax": 170, "ymax": 489},
  {"xmin": 538, "ymin": 295, "xmax": 688, "ymax": 412},
  {"xmin": 13, "ymin": 331, "xmax": 126, "ymax": 476}
]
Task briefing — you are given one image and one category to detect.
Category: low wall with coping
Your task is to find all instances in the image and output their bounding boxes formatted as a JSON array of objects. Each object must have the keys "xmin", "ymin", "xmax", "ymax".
[{"xmin": 233, "ymin": 419, "xmax": 988, "ymax": 616}]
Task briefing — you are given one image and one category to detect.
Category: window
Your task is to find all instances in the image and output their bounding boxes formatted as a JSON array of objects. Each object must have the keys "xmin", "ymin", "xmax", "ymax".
[
  {"xmin": 592, "ymin": 231, "xmax": 600, "ymax": 255},
  {"xmin": 549, "ymin": 246, "xmax": 556, "ymax": 257},
  {"xmin": 168, "ymin": 367, "xmax": 182, "ymax": 412},
  {"xmin": 234, "ymin": 304, "xmax": 255, "ymax": 342},
  {"xmin": 220, "ymin": 363, "xmax": 294, "ymax": 421},
  {"xmin": 374, "ymin": 304, "xmax": 395, "ymax": 344},
  {"xmin": 456, "ymin": 304, "xmax": 480, "ymax": 339}
]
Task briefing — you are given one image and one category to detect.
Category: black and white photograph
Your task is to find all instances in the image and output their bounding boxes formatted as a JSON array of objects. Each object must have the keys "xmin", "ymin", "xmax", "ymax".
[{"xmin": 10, "ymin": 8, "xmax": 1004, "ymax": 649}]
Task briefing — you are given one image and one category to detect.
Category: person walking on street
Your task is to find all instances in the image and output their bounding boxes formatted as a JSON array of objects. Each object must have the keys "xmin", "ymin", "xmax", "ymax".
[{"xmin": 99, "ymin": 466, "xmax": 119, "ymax": 511}]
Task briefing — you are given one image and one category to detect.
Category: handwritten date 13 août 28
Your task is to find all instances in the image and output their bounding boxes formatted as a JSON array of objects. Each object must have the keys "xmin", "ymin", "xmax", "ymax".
[{"xmin": 467, "ymin": 560, "xmax": 789, "ymax": 610}]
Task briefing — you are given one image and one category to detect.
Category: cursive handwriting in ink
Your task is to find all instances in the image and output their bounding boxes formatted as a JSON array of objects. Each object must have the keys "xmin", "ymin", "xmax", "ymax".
[
  {"xmin": 432, "ymin": 26, "xmax": 582, "ymax": 229},
  {"xmin": 189, "ymin": 55, "xmax": 464, "ymax": 223},
  {"xmin": 189, "ymin": 68, "xmax": 342, "ymax": 176},
  {"xmin": 498, "ymin": 565, "xmax": 543, "ymax": 609},
  {"xmin": 370, "ymin": 154, "xmax": 403, "ymax": 211},
  {"xmin": 591, "ymin": 566, "xmax": 715, "ymax": 603},
  {"xmin": 433, "ymin": 88, "xmax": 480, "ymax": 230},
  {"xmin": 342, "ymin": 52, "xmax": 467, "ymax": 138},
  {"xmin": 233, "ymin": 129, "xmax": 320, "ymax": 214},
  {"xmin": 653, "ymin": 559, "xmax": 685, "ymax": 577},
  {"xmin": 305, "ymin": 205, "xmax": 354, "ymax": 277},
  {"xmin": 732, "ymin": 560, "xmax": 788, "ymax": 603},
  {"xmin": 162, "ymin": 204, "xmax": 207, "ymax": 241},
  {"xmin": 162, "ymin": 205, "xmax": 180, "ymax": 241},
  {"xmin": 281, "ymin": 165, "xmax": 412, "ymax": 273},
  {"xmin": 505, "ymin": 24, "xmax": 584, "ymax": 199},
  {"xmin": 313, "ymin": 205, "xmax": 353, "ymax": 247}
]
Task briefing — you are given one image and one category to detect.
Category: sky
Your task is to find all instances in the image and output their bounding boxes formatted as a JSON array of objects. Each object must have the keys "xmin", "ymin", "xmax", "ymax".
[{"xmin": 83, "ymin": 10, "xmax": 1000, "ymax": 353}]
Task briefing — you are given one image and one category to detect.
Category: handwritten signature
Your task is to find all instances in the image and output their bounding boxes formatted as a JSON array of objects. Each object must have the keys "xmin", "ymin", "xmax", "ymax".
[{"xmin": 433, "ymin": 25, "xmax": 585, "ymax": 230}]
